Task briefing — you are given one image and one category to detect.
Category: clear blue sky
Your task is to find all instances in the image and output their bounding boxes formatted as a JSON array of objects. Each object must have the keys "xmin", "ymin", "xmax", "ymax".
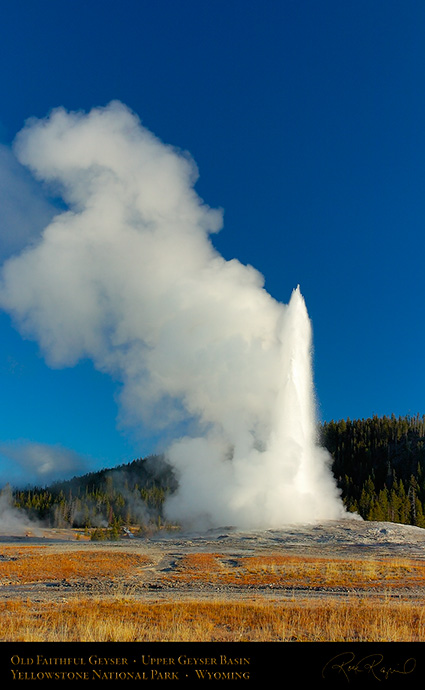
[{"xmin": 0, "ymin": 0, "xmax": 424, "ymax": 485}]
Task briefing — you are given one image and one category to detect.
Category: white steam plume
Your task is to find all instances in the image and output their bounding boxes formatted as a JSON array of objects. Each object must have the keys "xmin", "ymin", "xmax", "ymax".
[
  {"xmin": 0, "ymin": 102, "xmax": 349, "ymax": 529},
  {"xmin": 0, "ymin": 485, "xmax": 42, "ymax": 536}
]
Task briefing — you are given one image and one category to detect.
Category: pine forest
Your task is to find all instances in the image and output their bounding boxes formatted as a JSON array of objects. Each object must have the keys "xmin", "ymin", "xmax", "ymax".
[{"xmin": 8, "ymin": 414, "xmax": 425, "ymax": 535}]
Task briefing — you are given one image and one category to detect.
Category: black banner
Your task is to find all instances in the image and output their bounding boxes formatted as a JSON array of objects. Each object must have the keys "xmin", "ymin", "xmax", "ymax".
[{"xmin": 0, "ymin": 641, "xmax": 422, "ymax": 685}]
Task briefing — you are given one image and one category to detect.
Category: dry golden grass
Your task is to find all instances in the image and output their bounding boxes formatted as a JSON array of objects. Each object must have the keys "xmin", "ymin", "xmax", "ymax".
[
  {"xmin": 1, "ymin": 597, "xmax": 425, "ymax": 642},
  {"xmin": 3, "ymin": 546, "xmax": 424, "ymax": 591},
  {"xmin": 0, "ymin": 547, "xmax": 150, "ymax": 583},
  {"xmin": 1, "ymin": 545, "xmax": 425, "ymax": 642},
  {"xmin": 169, "ymin": 552, "xmax": 425, "ymax": 591}
]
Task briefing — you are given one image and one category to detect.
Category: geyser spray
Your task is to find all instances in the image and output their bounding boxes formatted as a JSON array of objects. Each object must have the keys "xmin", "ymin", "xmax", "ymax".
[{"xmin": 0, "ymin": 102, "xmax": 348, "ymax": 528}]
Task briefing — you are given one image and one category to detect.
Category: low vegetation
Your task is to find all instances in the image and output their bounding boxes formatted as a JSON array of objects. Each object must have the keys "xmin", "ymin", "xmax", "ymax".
[
  {"xmin": 0, "ymin": 547, "xmax": 150, "ymax": 583},
  {"xmin": 1, "ymin": 597, "xmax": 424, "ymax": 642},
  {"xmin": 3, "ymin": 546, "xmax": 425, "ymax": 591},
  {"xmin": 1, "ymin": 546, "xmax": 425, "ymax": 642},
  {"xmin": 167, "ymin": 552, "xmax": 425, "ymax": 592}
]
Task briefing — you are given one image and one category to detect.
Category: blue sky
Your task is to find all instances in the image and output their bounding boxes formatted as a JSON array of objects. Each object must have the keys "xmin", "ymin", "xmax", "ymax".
[{"xmin": 0, "ymin": 0, "xmax": 424, "ymax": 486}]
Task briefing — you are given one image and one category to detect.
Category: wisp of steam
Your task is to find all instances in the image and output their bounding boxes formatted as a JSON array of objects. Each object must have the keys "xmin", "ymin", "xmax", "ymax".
[{"xmin": 0, "ymin": 102, "xmax": 349, "ymax": 529}]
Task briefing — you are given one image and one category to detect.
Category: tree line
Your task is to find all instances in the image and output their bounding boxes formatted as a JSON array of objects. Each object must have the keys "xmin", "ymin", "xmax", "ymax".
[
  {"xmin": 11, "ymin": 455, "xmax": 177, "ymax": 536},
  {"xmin": 321, "ymin": 413, "xmax": 425, "ymax": 527},
  {"xmin": 9, "ymin": 413, "xmax": 425, "ymax": 532}
]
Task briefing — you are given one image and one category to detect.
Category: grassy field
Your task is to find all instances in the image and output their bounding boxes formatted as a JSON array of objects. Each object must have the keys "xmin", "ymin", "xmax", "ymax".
[
  {"xmin": 1, "ymin": 544, "xmax": 425, "ymax": 642},
  {"xmin": 2, "ymin": 545, "xmax": 425, "ymax": 589},
  {"xmin": 1, "ymin": 597, "xmax": 425, "ymax": 642},
  {"xmin": 165, "ymin": 551, "xmax": 425, "ymax": 590},
  {"xmin": 0, "ymin": 546, "xmax": 150, "ymax": 583}
]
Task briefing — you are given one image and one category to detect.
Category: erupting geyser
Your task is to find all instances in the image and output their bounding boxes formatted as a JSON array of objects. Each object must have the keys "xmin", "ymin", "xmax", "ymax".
[
  {"xmin": 0, "ymin": 102, "xmax": 349, "ymax": 529},
  {"xmin": 165, "ymin": 284, "xmax": 347, "ymax": 528}
]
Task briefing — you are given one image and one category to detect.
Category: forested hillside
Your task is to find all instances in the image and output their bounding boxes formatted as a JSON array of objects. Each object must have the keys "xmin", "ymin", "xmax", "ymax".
[
  {"xmin": 321, "ymin": 414, "xmax": 425, "ymax": 526},
  {"xmin": 9, "ymin": 414, "xmax": 425, "ymax": 532},
  {"xmin": 11, "ymin": 455, "xmax": 178, "ymax": 536}
]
